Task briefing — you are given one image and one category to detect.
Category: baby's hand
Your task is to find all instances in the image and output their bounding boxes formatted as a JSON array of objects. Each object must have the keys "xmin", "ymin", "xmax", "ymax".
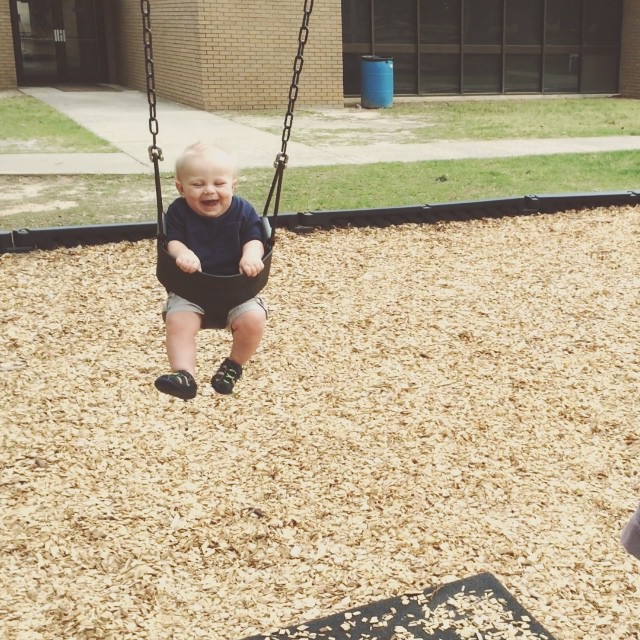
[
  {"xmin": 239, "ymin": 256, "xmax": 264, "ymax": 277},
  {"xmin": 176, "ymin": 250, "xmax": 201, "ymax": 273}
]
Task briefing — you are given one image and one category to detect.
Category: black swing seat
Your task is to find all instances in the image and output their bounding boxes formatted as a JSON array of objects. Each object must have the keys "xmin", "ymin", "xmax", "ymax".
[{"xmin": 156, "ymin": 240, "xmax": 272, "ymax": 330}]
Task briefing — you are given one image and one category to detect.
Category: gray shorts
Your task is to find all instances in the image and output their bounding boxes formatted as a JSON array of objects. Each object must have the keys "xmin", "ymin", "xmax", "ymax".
[{"xmin": 163, "ymin": 292, "xmax": 268, "ymax": 327}]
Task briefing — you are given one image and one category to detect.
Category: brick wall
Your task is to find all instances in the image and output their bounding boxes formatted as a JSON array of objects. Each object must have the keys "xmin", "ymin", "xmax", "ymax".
[
  {"xmin": 108, "ymin": 0, "xmax": 343, "ymax": 110},
  {"xmin": 620, "ymin": 0, "xmax": 640, "ymax": 98},
  {"xmin": 108, "ymin": 1, "xmax": 155, "ymax": 98},
  {"xmin": 0, "ymin": 2, "xmax": 17, "ymax": 90},
  {"xmin": 198, "ymin": 0, "xmax": 343, "ymax": 110}
]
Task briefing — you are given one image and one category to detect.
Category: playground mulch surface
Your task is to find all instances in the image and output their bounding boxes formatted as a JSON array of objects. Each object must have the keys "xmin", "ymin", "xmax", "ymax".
[{"xmin": 2, "ymin": 205, "xmax": 640, "ymax": 639}]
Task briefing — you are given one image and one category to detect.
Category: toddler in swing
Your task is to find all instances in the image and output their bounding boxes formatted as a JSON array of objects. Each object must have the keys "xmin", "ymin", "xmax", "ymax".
[{"xmin": 154, "ymin": 142, "xmax": 267, "ymax": 399}]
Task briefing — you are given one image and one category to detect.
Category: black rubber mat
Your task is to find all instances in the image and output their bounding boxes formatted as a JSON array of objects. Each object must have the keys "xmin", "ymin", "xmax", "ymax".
[{"xmin": 243, "ymin": 572, "xmax": 557, "ymax": 640}]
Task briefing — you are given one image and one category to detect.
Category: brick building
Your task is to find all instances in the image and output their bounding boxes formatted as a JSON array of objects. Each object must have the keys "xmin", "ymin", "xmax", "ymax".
[{"xmin": 2, "ymin": 0, "xmax": 639, "ymax": 109}]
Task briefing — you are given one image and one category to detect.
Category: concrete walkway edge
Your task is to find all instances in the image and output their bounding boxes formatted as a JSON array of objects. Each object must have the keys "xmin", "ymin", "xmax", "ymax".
[{"xmin": 2, "ymin": 86, "xmax": 640, "ymax": 175}]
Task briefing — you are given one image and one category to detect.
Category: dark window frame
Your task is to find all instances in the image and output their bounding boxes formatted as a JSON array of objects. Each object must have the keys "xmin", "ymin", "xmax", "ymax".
[{"xmin": 341, "ymin": 0, "xmax": 622, "ymax": 97}]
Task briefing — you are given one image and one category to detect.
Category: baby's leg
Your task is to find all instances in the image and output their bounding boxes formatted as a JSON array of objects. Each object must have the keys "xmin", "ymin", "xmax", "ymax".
[
  {"xmin": 229, "ymin": 308, "xmax": 266, "ymax": 366},
  {"xmin": 211, "ymin": 299, "xmax": 267, "ymax": 395},
  {"xmin": 165, "ymin": 310, "xmax": 202, "ymax": 375}
]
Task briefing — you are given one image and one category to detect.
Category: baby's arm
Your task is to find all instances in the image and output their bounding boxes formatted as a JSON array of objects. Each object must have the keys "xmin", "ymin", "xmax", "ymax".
[
  {"xmin": 239, "ymin": 239, "xmax": 265, "ymax": 277},
  {"xmin": 167, "ymin": 240, "xmax": 202, "ymax": 273}
]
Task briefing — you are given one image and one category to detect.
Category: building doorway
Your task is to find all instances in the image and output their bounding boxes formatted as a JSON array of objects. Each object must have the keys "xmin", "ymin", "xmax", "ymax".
[{"xmin": 11, "ymin": 0, "xmax": 107, "ymax": 86}]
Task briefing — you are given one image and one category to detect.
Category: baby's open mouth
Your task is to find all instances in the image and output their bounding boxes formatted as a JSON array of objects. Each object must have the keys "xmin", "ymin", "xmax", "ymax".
[{"xmin": 202, "ymin": 199, "xmax": 218, "ymax": 206}]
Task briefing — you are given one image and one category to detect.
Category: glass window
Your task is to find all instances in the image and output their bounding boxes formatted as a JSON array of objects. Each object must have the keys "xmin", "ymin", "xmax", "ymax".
[
  {"xmin": 420, "ymin": 53, "xmax": 459, "ymax": 93},
  {"xmin": 341, "ymin": 0, "xmax": 623, "ymax": 97},
  {"xmin": 583, "ymin": 0, "xmax": 622, "ymax": 47},
  {"xmin": 374, "ymin": 0, "xmax": 416, "ymax": 44},
  {"xmin": 393, "ymin": 53, "xmax": 418, "ymax": 94},
  {"xmin": 342, "ymin": 52, "xmax": 362, "ymax": 96},
  {"xmin": 463, "ymin": 54, "xmax": 501, "ymax": 92},
  {"xmin": 464, "ymin": 0, "xmax": 502, "ymax": 45},
  {"xmin": 66, "ymin": 39, "xmax": 99, "ymax": 82},
  {"xmin": 545, "ymin": 0, "xmax": 581, "ymax": 45},
  {"xmin": 544, "ymin": 53, "xmax": 580, "ymax": 92},
  {"xmin": 505, "ymin": 0, "xmax": 543, "ymax": 45},
  {"xmin": 342, "ymin": 0, "xmax": 372, "ymax": 44},
  {"xmin": 581, "ymin": 54, "xmax": 619, "ymax": 93},
  {"xmin": 17, "ymin": 0, "xmax": 57, "ymax": 82},
  {"xmin": 420, "ymin": 0, "xmax": 460, "ymax": 44},
  {"xmin": 62, "ymin": 0, "xmax": 98, "ymax": 40},
  {"xmin": 505, "ymin": 54, "xmax": 541, "ymax": 92}
]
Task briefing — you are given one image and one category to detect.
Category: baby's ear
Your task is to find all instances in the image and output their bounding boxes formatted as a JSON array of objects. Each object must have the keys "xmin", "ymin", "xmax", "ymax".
[
  {"xmin": 175, "ymin": 180, "xmax": 184, "ymax": 195},
  {"xmin": 232, "ymin": 178, "xmax": 238, "ymax": 190}
]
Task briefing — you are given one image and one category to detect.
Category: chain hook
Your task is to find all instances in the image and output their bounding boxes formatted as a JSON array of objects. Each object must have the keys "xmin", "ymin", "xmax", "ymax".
[
  {"xmin": 148, "ymin": 145, "xmax": 164, "ymax": 163},
  {"xmin": 273, "ymin": 152, "xmax": 288, "ymax": 169}
]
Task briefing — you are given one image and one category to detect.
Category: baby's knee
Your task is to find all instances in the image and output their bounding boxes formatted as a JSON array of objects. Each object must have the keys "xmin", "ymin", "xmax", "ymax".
[
  {"xmin": 233, "ymin": 309, "xmax": 266, "ymax": 334},
  {"xmin": 166, "ymin": 311, "xmax": 201, "ymax": 336}
]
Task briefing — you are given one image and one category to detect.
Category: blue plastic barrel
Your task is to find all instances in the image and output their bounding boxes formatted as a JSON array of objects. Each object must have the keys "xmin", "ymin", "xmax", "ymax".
[{"xmin": 361, "ymin": 56, "xmax": 394, "ymax": 109}]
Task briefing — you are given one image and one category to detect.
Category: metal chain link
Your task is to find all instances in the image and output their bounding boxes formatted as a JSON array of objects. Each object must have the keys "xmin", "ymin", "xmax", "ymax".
[
  {"xmin": 141, "ymin": 0, "xmax": 163, "ymax": 163},
  {"xmin": 276, "ymin": 0, "xmax": 314, "ymax": 169}
]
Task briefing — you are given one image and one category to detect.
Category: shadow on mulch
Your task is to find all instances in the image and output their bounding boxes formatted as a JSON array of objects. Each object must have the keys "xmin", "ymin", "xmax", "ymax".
[{"xmin": 244, "ymin": 572, "xmax": 556, "ymax": 640}]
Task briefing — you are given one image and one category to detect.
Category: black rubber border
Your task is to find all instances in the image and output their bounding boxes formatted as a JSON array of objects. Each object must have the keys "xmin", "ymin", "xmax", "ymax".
[{"xmin": 2, "ymin": 191, "xmax": 638, "ymax": 253}]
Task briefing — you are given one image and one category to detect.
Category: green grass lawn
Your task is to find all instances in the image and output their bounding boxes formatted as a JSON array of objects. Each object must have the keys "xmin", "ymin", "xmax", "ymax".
[
  {"xmin": 0, "ymin": 94, "xmax": 115, "ymax": 153},
  {"xmin": 0, "ymin": 93, "xmax": 639, "ymax": 230},
  {"xmin": 1, "ymin": 150, "xmax": 638, "ymax": 230},
  {"xmin": 385, "ymin": 97, "xmax": 640, "ymax": 141},
  {"xmin": 274, "ymin": 150, "xmax": 640, "ymax": 209},
  {"xmin": 225, "ymin": 96, "xmax": 640, "ymax": 144}
]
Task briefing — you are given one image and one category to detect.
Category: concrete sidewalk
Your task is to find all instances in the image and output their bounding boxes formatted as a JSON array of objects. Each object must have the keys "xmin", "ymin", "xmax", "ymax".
[{"xmin": 2, "ymin": 85, "xmax": 640, "ymax": 175}]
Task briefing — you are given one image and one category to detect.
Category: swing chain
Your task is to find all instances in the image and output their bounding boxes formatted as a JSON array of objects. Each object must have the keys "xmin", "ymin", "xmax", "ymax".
[
  {"xmin": 263, "ymin": 0, "xmax": 313, "ymax": 231},
  {"xmin": 141, "ymin": 0, "xmax": 163, "ymax": 163},
  {"xmin": 275, "ymin": 0, "xmax": 314, "ymax": 169}
]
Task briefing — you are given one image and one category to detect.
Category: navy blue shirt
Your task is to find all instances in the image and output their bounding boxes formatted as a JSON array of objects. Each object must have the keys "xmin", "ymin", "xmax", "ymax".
[{"xmin": 165, "ymin": 195, "xmax": 264, "ymax": 276}]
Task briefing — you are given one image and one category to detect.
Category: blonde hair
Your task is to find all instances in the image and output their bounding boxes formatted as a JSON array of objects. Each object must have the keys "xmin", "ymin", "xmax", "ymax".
[{"xmin": 175, "ymin": 142, "xmax": 238, "ymax": 180}]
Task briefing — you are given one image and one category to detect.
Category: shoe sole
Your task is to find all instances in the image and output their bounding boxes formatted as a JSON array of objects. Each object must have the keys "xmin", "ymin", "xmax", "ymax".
[
  {"xmin": 154, "ymin": 379, "xmax": 197, "ymax": 400},
  {"xmin": 212, "ymin": 383, "xmax": 234, "ymax": 395}
]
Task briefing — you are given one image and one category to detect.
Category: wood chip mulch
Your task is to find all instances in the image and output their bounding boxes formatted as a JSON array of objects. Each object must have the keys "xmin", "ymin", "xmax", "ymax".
[{"xmin": 2, "ymin": 205, "xmax": 640, "ymax": 640}]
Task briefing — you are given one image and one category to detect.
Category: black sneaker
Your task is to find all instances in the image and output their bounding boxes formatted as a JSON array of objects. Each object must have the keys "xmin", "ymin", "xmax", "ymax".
[
  {"xmin": 154, "ymin": 370, "xmax": 197, "ymax": 400},
  {"xmin": 211, "ymin": 358, "xmax": 243, "ymax": 395}
]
